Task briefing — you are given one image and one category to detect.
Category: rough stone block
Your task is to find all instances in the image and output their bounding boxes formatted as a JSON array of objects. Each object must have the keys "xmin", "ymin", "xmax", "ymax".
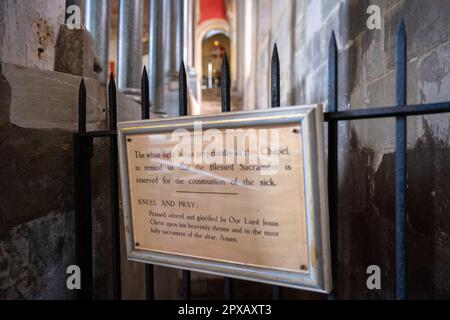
[
  {"xmin": 1, "ymin": 62, "xmax": 141, "ymax": 131},
  {"xmin": 0, "ymin": 62, "xmax": 144, "ymax": 299},
  {"xmin": 0, "ymin": 211, "xmax": 75, "ymax": 299},
  {"xmin": 54, "ymin": 25, "xmax": 94, "ymax": 78}
]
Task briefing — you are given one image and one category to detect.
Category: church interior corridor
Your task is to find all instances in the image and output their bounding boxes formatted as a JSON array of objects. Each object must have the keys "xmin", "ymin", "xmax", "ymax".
[{"xmin": 1, "ymin": 0, "xmax": 450, "ymax": 303}]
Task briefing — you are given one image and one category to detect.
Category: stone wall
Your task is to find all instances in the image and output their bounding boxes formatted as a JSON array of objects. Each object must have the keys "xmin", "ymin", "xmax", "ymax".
[
  {"xmin": 0, "ymin": 62, "xmax": 145, "ymax": 299},
  {"xmin": 0, "ymin": 0, "xmax": 66, "ymax": 70},
  {"xmin": 243, "ymin": 0, "xmax": 450, "ymax": 299},
  {"xmin": 2, "ymin": 0, "xmax": 449, "ymax": 300},
  {"xmin": 0, "ymin": 0, "xmax": 154, "ymax": 300}
]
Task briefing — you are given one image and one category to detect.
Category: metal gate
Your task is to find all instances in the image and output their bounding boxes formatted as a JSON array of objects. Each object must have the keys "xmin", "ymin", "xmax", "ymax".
[{"xmin": 73, "ymin": 20, "xmax": 450, "ymax": 300}]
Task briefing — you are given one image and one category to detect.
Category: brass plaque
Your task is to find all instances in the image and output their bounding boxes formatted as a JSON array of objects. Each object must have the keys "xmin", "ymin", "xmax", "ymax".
[
  {"xmin": 118, "ymin": 105, "xmax": 331, "ymax": 292},
  {"xmin": 125, "ymin": 124, "xmax": 308, "ymax": 272}
]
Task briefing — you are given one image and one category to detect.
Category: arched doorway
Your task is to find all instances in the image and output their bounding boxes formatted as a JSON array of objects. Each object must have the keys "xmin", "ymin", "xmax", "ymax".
[
  {"xmin": 191, "ymin": 0, "xmax": 239, "ymax": 114},
  {"xmin": 195, "ymin": 18, "xmax": 230, "ymax": 89},
  {"xmin": 202, "ymin": 31, "xmax": 230, "ymax": 89},
  {"xmin": 198, "ymin": 31, "xmax": 230, "ymax": 114}
]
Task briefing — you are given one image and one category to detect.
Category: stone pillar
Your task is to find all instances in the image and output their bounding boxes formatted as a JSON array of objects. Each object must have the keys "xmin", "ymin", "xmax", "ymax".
[
  {"xmin": 229, "ymin": 0, "xmax": 238, "ymax": 89},
  {"xmin": 185, "ymin": 0, "xmax": 199, "ymax": 102},
  {"xmin": 147, "ymin": 0, "xmax": 185, "ymax": 116},
  {"xmin": 84, "ymin": 0, "xmax": 110, "ymax": 83},
  {"xmin": 148, "ymin": 0, "xmax": 165, "ymax": 114},
  {"xmin": 117, "ymin": 0, "xmax": 144, "ymax": 96},
  {"xmin": 163, "ymin": 0, "xmax": 183, "ymax": 81},
  {"xmin": 183, "ymin": 0, "xmax": 192, "ymax": 66},
  {"xmin": 162, "ymin": 0, "xmax": 184, "ymax": 116},
  {"xmin": 237, "ymin": 0, "xmax": 257, "ymax": 110}
]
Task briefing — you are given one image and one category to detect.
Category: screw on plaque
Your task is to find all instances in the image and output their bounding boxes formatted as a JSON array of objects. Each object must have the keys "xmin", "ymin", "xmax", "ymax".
[
  {"xmin": 300, "ymin": 265, "xmax": 307, "ymax": 271},
  {"xmin": 127, "ymin": 138, "xmax": 132, "ymax": 142},
  {"xmin": 292, "ymin": 128, "xmax": 299, "ymax": 134},
  {"xmin": 135, "ymin": 242, "xmax": 140, "ymax": 247}
]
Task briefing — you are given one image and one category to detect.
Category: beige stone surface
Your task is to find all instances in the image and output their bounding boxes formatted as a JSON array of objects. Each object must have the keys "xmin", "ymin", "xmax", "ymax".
[
  {"xmin": 54, "ymin": 25, "xmax": 95, "ymax": 78},
  {"xmin": 1, "ymin": 62, "xmax": 141, "ymax": 131},
  {"xmin": 0, "ymin": 0, "xmax": 66, "ymax": 70}
]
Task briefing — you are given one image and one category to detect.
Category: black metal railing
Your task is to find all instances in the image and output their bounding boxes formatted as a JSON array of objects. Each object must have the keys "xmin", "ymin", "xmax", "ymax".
[{"xmin": 73, "ymin": 19, "xmax": 450, "ymax": 300}]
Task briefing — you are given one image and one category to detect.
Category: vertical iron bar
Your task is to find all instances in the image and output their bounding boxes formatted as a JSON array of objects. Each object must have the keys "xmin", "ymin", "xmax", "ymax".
[
  {"xmin": 179, "ymin": 62, "xmax": 191, "ymax": 300},
  {"xmin": 141, "ymin": 67, "xmax": 155, "ymax": 300},
  {"xmin": 79, "ymin": 79, "xmax": 87, "ymax": 133},
  {"xmin": 141, "ymin": 66, "xmax": 150, "ymax": 120},
  {"xmin": 179, "ymin": 61, "xmax": 188, "ymax": 116},
  {"xmin": 74, "ymin": 79, "xmax": 93, "ymax": 300},
  {"xmin": 327, "ymin": 32, "xmax": 339, "ymax": 300},
  {"xmin": 182, "ymin": 270, "xmax": 191, "ymax": 300},
  {"xmin": 271, "ymin": 44, "xmax": 280, "ymax": 108},
  {"xmin": 220, "ymin": 54, "xmax": 233, "ymax": 299},
  {"xmin": 224, "ymin": 278, "xmax": 233, "ymax": 300},
  {"xmin": 272, "ymin": 286, "xmax": 282, "ymax": 300},
  {"xmin": 108, "ymin": 73, "xmax": 122, "ymax": 300},
  {"xmin": 270, "ymin": 43, "xmax": 282, "ymax": 300},
  {"xmin": 395, "ymin": 19, "xmax": 407, "ymax": 300},
  {"xmin": 221, "ymin": 53, "xmax": 231, "ymax": 112},
  {"xmin": 145, "ymin": 264, "xmax": 155, "ymax": 300}
]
